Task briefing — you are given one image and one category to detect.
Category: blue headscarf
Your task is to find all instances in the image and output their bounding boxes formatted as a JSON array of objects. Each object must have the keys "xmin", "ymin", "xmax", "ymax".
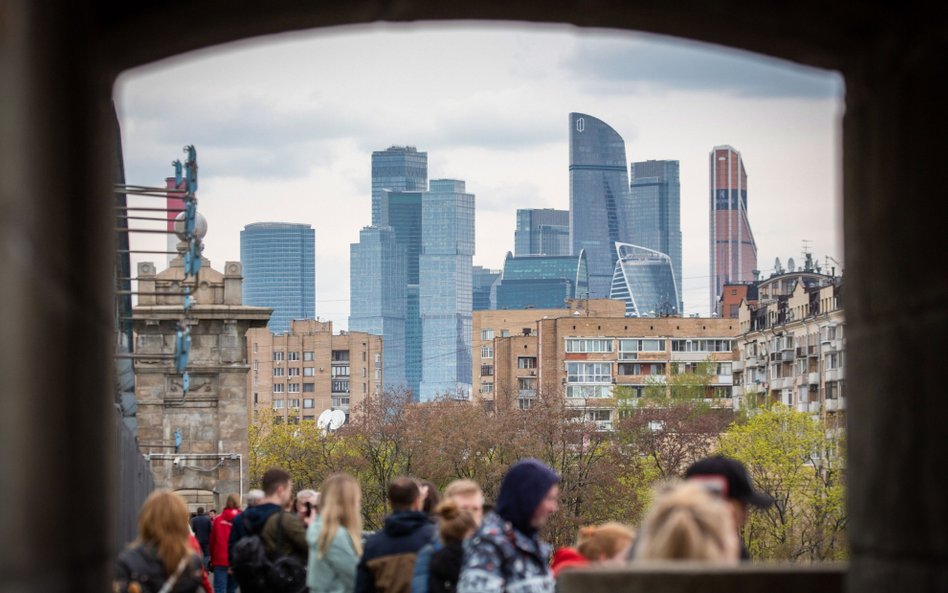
[{"xmin": 495, "ymin": 458, "xmax": 560, "ymax": 536}]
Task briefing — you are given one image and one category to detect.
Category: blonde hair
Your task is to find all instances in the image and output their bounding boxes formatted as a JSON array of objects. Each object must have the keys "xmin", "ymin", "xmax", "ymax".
[
  {"xmin": 135, "ymin": 490, "xmax": 194, "ymax": 575},
  {"xmin": 576, "ymin": 522, "xmax": 635, "ymax": 561},
  {"xmin": 637, "ymin": 482, "xmax": 736, "ymax": 562},
  {"xmin": 318, "ymin": 474, "xmax": 364, "ymax": 557},
  {"xmin": 444, "ymin": 479, "xmax": 482, "ymax": 499},
  {"xmin": 436, "ymin": 499, "xmax": 477, "ymax": 544}
]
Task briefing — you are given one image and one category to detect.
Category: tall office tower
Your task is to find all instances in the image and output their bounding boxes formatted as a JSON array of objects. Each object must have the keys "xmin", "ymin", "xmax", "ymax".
[
  {"xmin": 381, "ymin": 190, "xmax": 424, "ymax": 398},
  {"xmin": 630, "ymin": 160, "xmax": 683, "ymax": 311},
  {"xmin": 709, "ymin": 145, "xmax": 757, "ymax": 313},
  {"xmin": 240, "ymin": 222, "xmax": 316, "ymax": 334},
  {"xmin": 472, "ymin": 265, "xmax": 501, "ymax": 311},
  {"xmin": 569, "ymin": 113, "xmax": 634, "ymax": 299},
  {"xmin": 349, "ymin": 226, "xmax": 408, "ymax": 390},
  {"xmin": 496, "ymin": 251, "xmax": 589, "ymax": 310},
  {"xmin": 371, "ymin": 146, "xmax": 428, "ymax": 226},
  {"xmin": 419, "ymin": 179, "xmax": 475, "ymax": 402},
  {"xmin": 610, "ymin": 243, "xmax": 681, "ymax": 317},
  {"xmin": 514, "ymin": 208, "xmax": 570, "ymax": 256}
]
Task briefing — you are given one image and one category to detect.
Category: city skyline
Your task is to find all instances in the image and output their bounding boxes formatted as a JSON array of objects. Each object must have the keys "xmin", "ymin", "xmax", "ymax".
[{"xmin": 115, "ymin": 24, "xmax": 843, "ymax": 322}]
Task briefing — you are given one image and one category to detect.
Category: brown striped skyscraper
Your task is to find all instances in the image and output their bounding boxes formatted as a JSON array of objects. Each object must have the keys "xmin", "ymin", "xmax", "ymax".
[{"xmin": 709, "ymin": 145, "xmax": 757, "ymax": 313}]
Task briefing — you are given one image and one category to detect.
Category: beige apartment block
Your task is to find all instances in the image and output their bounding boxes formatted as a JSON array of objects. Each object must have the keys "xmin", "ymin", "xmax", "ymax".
[
  {"xmin": 475, "ymin": 301, "xmax": 739, "ymax": 429},
  {"xmin": 734, "ymin": 277, "xmax": 845, "ymax": 418},
  {"xmin": 247, "ymin": 320, "xmax": 382, "ymax": 425}
]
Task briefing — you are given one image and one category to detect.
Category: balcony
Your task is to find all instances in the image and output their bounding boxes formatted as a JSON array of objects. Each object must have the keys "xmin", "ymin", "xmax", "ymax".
[
  {"xmin": 808, "ymin": 372, "xmax": 820, "ymax": 385},
  {"xmin": 825, "ymin": 398, "xmax": 839, "ymax": 412},
  {"xmin": 808, "ymin": 345, "xmax": 820, "ymax": 357},
  {"xmin": 518, "ymin": 389, "xmax": 537, "ymax": 399},
  {"xmin": 732, "ymin": 360, "xmax": 745, "ymax": 372},
  {"xmin": 822, "ymin": 339, "xmax": 843, "ymax": 354},
  {"xmin": 795, "ymin": 347, "xmax": 807, "ymax": 359},
  {"xmin": 809, "ymin": 401, "xmax": 822, "ymax": 413},
  {"xmin": 795, "ymin": 401, "xmax": 809, "ymax": 413},
  {"xmin": 716, "ymin": 375, "xmax": 733, "ymax": 385},
  {"xmin": 825, "ymin": 368, "xmax": 842, "ymax": 382},
  {"xmin": 732, "ymin": 385, "xmax": 744, "ymax": 397},
  {"xmin": 745, "ymin": 356, "xmax": 758, "ymax": 368},
  {"xmin": 780, "ymin": 350, "xmax": 794, "ymax": 362}
]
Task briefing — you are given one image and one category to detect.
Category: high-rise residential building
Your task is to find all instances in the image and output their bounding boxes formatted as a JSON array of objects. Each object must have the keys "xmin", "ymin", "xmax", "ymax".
[
  {"xmin": 569, "ymin": 113, "xmax": 635, "ymax": 299},
  {"xmin": 495, "ymin": 251, "xmax": 589, "ymax": 310},
  {"xmin": 241, "ymin": 222, "xmax": 316, "ymax": 334},
  {"xmin": 472, "ymin": 265, "xmax": 501, "ymax": 311},
  {"xmin": 514, "ymin": 208, "xmax": 570, "ymax": 256},
  {"xmin": 247, "ymin": 320, "xmax": 382, "ymax": 425},
  {"xmin": 419, "ymin": 179, "xmax": 475, "ymax": 402},
  {"xmin": 349, "ymin": 226, "xmax": 407, "ymax": 390},
  {"xmin": 371, "ymin": 146, "xmax": 428, "ymax": 226},
  {"xmin": 630, "ymin": 160, "xmax": 683, "ymax": 311},
  {"xmin": 710, "ymin": 145, "xmax": 757, "ymax": 314},
  {"xmin": 610, "ymin": 243, "xmax": 681, "ymax": 317}
]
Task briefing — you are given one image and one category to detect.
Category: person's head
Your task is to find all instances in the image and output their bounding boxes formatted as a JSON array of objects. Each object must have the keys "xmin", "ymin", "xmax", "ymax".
[
  {"xmin": 495, "ymin": 458, "xmax": 560, "ymax": 535},
  {"xmin": 419, "ymin": 480, "xmax": 442, "ymax": 516},
  {"xmin": 444, "ymin": 479, "xmax": 485, "ymax": 526},
  {"xmin": 136, "ymin": 490, "xmax": 193, "ymax": 575},
  {"xmin": 208, "ymin": 509, "xmax": 216, "ymax": 518},
  {"xmin": 388, "ymin": 477, "xmax": 423, "ymax": 512},
  {"xmin": 636, "ymin": 482, "xmax": 740, "ymax": 563},
  {"xmin": 196, "ymin": 507, "xmax": 205, "ymax": 516},
  {"xmin": 246, "ymin": 489, "xmax": 264, "ymax": 507},
  {"xmin": 576, "ymin": 522, "xmax": 636, "ymax": 566},
  {"xmin": 296, "ymin": 489, "xmax": 319, "ymax": 516},
  {"xmin": 261, "ymin": 468, "xmax": 294, "ymax": 507},
  {"xmin": 435, "ymin": 499, "xmax": 477, "ymax": 545},
  {"xmin": 684, "ymin": 455, "xmax": 773, "ymax": 529},
  {"xmin": 224, "ymin": 493, "xmax": 240, "ymax": 510},
  {"xmin": 318, "ymin": 474, "xmax": 364, "ymax": 556}
]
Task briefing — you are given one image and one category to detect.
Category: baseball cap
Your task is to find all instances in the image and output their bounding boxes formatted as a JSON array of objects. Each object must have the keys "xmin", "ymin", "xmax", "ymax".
[{"xmin": 685, "ymin": 455, "xmax": 774, "ymax": 509}]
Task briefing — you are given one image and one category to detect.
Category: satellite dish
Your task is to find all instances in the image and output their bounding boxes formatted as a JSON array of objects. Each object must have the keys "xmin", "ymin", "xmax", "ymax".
[
  {"xmin": 787, "ymin": 258, "xmax": 796, "ymax": 272},
  {"xmin": 316, "ymin": 410, "xmax": 333, "ymax": 431},
  {"xmin": 329, "ymin": 409, "xmax": 346, "ymax": 430}
]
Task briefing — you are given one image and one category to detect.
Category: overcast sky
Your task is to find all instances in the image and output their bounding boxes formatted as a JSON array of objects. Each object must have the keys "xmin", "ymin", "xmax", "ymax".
[{"xmin": 115, "ymin": 22, "xmax": 844, "ymax": 325}]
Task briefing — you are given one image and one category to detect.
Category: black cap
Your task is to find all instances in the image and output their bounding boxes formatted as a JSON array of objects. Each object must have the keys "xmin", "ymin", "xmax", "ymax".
[{"xmin": 685, "ymin": 455, "xmax": 774, "ymax": 509}]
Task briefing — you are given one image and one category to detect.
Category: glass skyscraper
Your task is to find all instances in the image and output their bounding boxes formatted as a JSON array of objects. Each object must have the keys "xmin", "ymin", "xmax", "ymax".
[
  {"xmin": 610, "ymin": 243, "xmax": 680, "ymax": 317},
  {"xmin": 495, "ymin": 251, "xmax": 589, "ymax": 310},
  {"xmin": 240, "ymin": 222, "xmax": 315, "ymax": 334},
  {"xmin": 709, "ymin": 145, "xmax": 757, "ymax": 313},
  {"xmin": 630, "ymin": 160, "xmax": 683, "ymax": 311},
  {"xmin": 472, "ymin": 266, "xmax": 501, "ymax": 311},
  {"xmin": 371, "ymin": 146, "xmax": 428, "ymax": 226},
  {"xmin": 349, "ymin": 226, "xmax": 407, "ymax": 390},
  {"xmin": 569, "ymin": 113, "xmax": 634, "ymax": 299},
  {"xmin": 514, "ymin": 208, "xmax": 570, "ymax": 256},
  {"xmin": 419, "ymin": 179, "xmax": 475, "ymax": 402}
]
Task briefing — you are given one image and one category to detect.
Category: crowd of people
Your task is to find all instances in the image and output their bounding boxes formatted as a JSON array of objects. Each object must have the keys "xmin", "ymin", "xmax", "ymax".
[{"xmin": 113, "ymin": 455, "xmax": 772, "ymax": 593}]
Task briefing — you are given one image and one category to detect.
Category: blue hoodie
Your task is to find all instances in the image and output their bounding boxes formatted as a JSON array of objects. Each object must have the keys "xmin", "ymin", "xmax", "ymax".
[{"xmin": 494, "ymin": 459, "xmax": 560, "ymax": 536}]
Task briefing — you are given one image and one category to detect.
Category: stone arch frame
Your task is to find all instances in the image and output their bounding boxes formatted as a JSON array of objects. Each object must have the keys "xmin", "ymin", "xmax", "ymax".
[{"xmin": 1, "ymin": 1, "xmax": 946, "ymax": 591}]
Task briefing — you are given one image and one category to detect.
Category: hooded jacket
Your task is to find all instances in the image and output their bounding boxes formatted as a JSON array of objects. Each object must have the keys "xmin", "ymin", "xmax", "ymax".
[
  {"xmin": 229, "ymin": 503, "xmax": 307, "ymax": 562},
  {"xmin": 209, "ymin": 507, "xmax": 240, "ymax": 567},
  {"xmin": 355, "ymin": 510, "xmax": 436, "ymax": 593}
]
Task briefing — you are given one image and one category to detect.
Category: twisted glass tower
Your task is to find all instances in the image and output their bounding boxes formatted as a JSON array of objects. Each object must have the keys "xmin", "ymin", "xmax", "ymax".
[
  {"xmin": 610, "ymin": 243, "xmax": 680, "ymax": 317},
  {"xmin": 569, "ymin": 113, "xmax": 634, "ymax": 299}
]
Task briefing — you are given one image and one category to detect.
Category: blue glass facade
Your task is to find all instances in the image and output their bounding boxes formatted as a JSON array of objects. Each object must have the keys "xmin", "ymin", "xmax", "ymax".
[
  {"xmin": 349, "ymin": 226, "xmax": 407, "ymax": 389},
  {"xmin": 514, "ymin": 208, "xmax": 570, "ymax": 256},
  {"xmin": 630, "ymin": 160, "xmax": 683, "ymax": 311},
  {"xmin": 472, "ymin": 266, "xmax": 501, "ymax": 311},
  {"xmin": 419, "ymin": 179, "xmax": 475, "ymax": 402},
  {"xmin": 240, "ymin": 222, "xmax": 315, "ymax": 334},
  {"xmin": 569, "ymin": 113, "xmax": 634, "ymax": 299},
  {"xmin": 496, "ymin": 251, "xmax": 589, "ymax": 310},
  {"xmin": 372, "ymin": 146, "xmax": 428, "ymax": 226},
  {"xmin": 610, "ymin": 243, "xmax": 680, "ymax": 317}
]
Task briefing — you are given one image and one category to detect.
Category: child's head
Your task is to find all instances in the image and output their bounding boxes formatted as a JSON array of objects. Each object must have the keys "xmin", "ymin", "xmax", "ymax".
[
  {"xmin": 436, "ymin": 499, "xmax": 477, "ymax": 545},
  {"xmin": 576, "ymin": 522, "xmax": 636, "ymax": 566}
]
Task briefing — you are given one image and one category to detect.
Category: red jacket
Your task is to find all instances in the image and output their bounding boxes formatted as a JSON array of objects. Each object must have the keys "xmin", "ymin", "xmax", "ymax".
[
  {"xmin": 189, "ymin": 533, "xmax": 213, "ymax": 593},
  {"xmin": 209, "ymin": 508, "xmax": 240, "ymax": 567}
]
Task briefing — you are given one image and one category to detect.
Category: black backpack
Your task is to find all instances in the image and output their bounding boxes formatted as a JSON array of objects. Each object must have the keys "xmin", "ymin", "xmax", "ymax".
[{"xmin": 231, "ymin": 511, "xmax": 307, "ymax": 593}]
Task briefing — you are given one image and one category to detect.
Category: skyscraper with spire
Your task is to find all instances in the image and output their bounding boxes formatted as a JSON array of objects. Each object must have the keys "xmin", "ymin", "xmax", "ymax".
[{"xmin": 709, "ymin": 145, "xmax": 758, "ymax": 313}]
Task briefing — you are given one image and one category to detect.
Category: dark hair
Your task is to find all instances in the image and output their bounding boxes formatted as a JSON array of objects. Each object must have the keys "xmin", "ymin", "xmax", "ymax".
[
  {"xmin": 196, "ymin": 507, "xmax": 205, "ymax": 515},
  {"xmin": 436, "ymin": 500, "xmax": 477, "ymax": 544},
  {"xmin": 262, "ymin": 468, "xmax": 292, "ymax": 496},
  {"xmin": 388, "ymin": 477, "xmax": 421, "ymax": 511},
  {"xmin": 225, "ymin": 494, "xmax": 240, "ymax": 510},
  {"xmin": 420, "ymin": 480, "xmax": 442, "ymax": 515}
]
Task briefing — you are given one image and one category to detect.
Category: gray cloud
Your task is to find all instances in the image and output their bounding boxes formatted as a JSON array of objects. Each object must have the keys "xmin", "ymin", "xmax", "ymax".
[{"xmin": 564, "ymin": 36, "xmax": 843, "ymax": 99}]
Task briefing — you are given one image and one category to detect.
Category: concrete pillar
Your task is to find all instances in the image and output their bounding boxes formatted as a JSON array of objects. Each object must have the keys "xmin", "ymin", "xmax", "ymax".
[
  {"xmin": 844, "ymin": 41, "xmax": 948, "ymax": 591},
  {"xmin": 0, "ymin": 1, "xmax": 115, "ymax": 591}
]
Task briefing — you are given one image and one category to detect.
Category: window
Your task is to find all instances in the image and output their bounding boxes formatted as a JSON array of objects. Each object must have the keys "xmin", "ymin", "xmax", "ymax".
[
  {"xmin": 332, "ymin": 350, "xmax": 350, "ymax": 362},
  {"xmin": 303, "ymin": 351, "xmax": 314, "ymax": 361},
  {"xmin": 332, "ymin": 380, "xmax": 349, "ymax": 393},
  {"xmin": 252, "ymin": 361, "xmax": 259, "ymax": 371},
  {"xmin": 302, "ymin": 415, "xmax": 315, "ymax": 421},
  {"xmin": 716, "ymin": 362, "xmax": 733, "ymax": 375},
  {"xmin": 273, "ymin": 367, "xmax": 285, "ymax": 377},
  {"xmin": 288, "ymin": 416, "xmax": 300, "ymax": 425},
  {"xmin": 331, "ymin": 366, "xmax": 350, "ymax": 377},
  {"xmin": 566, "ymin": 385, "xmax": 611, "ymax": 398},
  {"xmin": 303, "ymin": 383, "xmax": 315, "ymax": 393},
  {"xmin": 518, "ymin": 398, "xmax": 533, "ymax": 410},
  {"xmin": 303, "ymin": 367, "xmax": 315, "ymax": 377},
  {"xmin": 566, "ymin": 362, "xmax": 611, "ymax": 383},
  {"xmin": 517, "ymin": 356, "xmax": 537, "ymax": 369},
  {"xmin": 288, "ymin": 383, "xmax": 300, "ymax": 393},
  {"xmin": 272, "ymin": 384, "xmax": 285, "ymax": 393},
  {"xmin": 587, "ymin": 410, "xmax": 611, "ymax": 421},
  {"xmin": 289, "ymin": 399, "xmax": 300, "ymax": 408},
  {"xmin": 671, "ymin": 339, "xmax": 733, "ymax": 352},
  {"xmin": 481, "ymin": 329, "xmax": 494, "ymax": 340},
  {"xmin": 565, "ymin": 338, "xmax": 613, "ymax": 353},
  {"xmin": 480, "ymin": 382, "xmax": 494, "ymax": 394},
  {"xmin": 518, "ymin": 378, "xmax": 536, "ymax": 391},
  {"xmin": 618, "ymin": 362, "xmax": 666, "ymax": 376},
  {"xmin": 253, "ymin": 393, "xmax": 258, "ymax": 404},
  {"xmin": 288, "ymin": 367, "xmax": 300, "ymax": 377},
  {"xmin": 273, "ymin": 351, "xmax": 285, "ymax": 361},
  {"xmin": 480, "ymin": 364, "xmax": 494, "ymax": 377},
  {"xmin": 273, "ymin": 416, "xmax": 283, "ymax": 425},
  {"xmin": 253, "ymin": 343, "xmax": 258, "ymax": 353},
  {"xmin": 272, "ymin": 399, "xmax": 284, "ymax": 409},
  {"xmin": 288, "ymin": 352, "xmax": 300, "ymax": 361},
  {"xmin": 618, "ymin": 339, "xmax": 664, "ymax": 353},
  {"xmin": 303, "ymin": 399, "xmax": 314, "ymax": 409},
  {"xmin": 481, "ymin": 346, "xmax": 493, "ymax": 358},
  {"xmin": 499, "ymin": 329, "xmax": 510, "ymax": 338}
]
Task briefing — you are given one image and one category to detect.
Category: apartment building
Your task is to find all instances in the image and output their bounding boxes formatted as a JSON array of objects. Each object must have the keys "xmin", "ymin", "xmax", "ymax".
[{"xmin": 246, "ymin": 320, "xmax": 382, "ymax": 424}]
